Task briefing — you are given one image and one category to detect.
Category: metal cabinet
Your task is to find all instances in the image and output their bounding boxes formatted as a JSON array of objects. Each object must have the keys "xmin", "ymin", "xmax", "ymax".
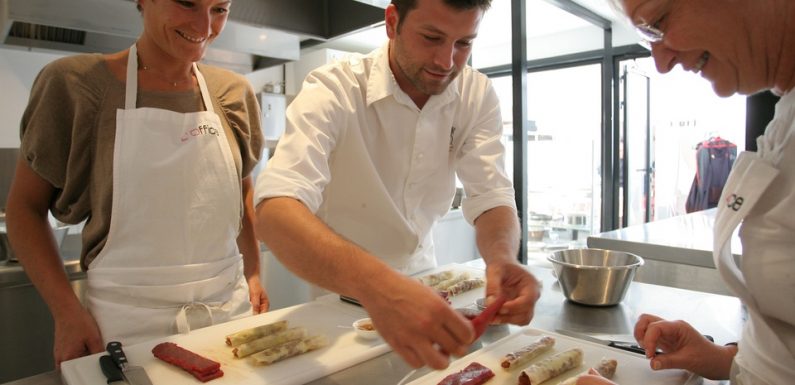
[{"xmin": 0, "ymin": 260, "xmax": 86, "ymax": 383}]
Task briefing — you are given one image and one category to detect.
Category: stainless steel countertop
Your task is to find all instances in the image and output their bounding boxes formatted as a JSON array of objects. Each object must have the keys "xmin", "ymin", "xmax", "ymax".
[
  {"xmin": 587, "ymin": 209, "xmax": 742, "ymax": 269},
  {"xmin": 3, "ymin": 260, "xmax": 743, "ymax": 385}
]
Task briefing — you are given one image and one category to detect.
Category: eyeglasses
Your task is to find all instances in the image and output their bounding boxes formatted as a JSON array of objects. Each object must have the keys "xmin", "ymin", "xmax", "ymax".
[{"xmin": 634, "ymin": 21, "xmax": 664, "ymax": 49}]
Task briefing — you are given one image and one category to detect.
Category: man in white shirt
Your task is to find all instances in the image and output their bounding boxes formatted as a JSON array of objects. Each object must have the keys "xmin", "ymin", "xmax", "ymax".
[{"xmin": 254, "ymin": 0, "xmax": 541, "ymax": 370}]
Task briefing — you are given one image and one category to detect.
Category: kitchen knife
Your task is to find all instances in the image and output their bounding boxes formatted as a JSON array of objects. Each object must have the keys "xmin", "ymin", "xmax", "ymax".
[
  {"xmin": 107, "ymin": 341, "xmax": 154, "ymax": 385},
  {"xmin": 99, "ymin": 355, "xmax": 128, "ymax": 385},
  {"xmin": 556, "ymin": 329, "xmax": 715, "ymax": 356},
  {"xmin": 556, "ymin": 329, "xmax": 655, "ymax": 355},
  {"xmin": 339, "ymin": 295, "xmax": 362, "ymax": 307}
]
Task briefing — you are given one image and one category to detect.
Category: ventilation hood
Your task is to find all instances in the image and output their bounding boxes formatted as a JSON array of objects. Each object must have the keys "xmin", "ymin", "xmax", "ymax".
[{"xmin": 0, "ymin": 0, "xmax": 387, "ymax": 72}]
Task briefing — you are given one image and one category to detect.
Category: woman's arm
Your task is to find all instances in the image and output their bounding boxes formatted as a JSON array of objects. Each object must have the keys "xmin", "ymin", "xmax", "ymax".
[
  {"xmin": 237, "ymin": 176, "xmax": 269, "ymax": 314},
  {"xmin": 6, "ymin": 159, "xmax": 103, "ymax": 366}
]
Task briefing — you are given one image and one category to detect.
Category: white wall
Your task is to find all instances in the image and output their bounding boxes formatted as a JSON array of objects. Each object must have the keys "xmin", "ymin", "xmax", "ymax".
[{"xmin": 0, "ymin": 47, "xmax": 66, "ymax": 148}]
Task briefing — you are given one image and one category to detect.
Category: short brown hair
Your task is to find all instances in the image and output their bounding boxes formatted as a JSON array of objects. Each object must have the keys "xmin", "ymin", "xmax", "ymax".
[{"xmin": 391, "ymin": 0, "xmax": 492, "ymax": 31}]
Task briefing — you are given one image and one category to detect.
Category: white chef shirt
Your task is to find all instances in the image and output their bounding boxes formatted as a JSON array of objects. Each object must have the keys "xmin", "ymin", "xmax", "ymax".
[
  {"xmin": 729, "ymin": 89, "xmax": 795, "ymax": 384},
  {"xmin": 255, "ymin": 43, "xmax": 516, "ymax": 275}
]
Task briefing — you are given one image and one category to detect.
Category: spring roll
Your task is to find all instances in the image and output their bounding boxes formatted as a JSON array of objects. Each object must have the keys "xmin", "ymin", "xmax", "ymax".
[
  {"xmin": 418, "ymin": 270, "xmax": 456, "ymax": 287},
  {"xmin": 233, "ymin": 327, "xmax": 307, "ymax": 358},
  {"xmin": 517, "ymin": 348, "xmax": 583, "ymax": 385},
  {"xmin": 501, "ymin": 336, "xmax": 556, "ymax": 370},
  {"xmin": 250, "ymin": 335, "xmax": 329, "ymax": 365},
  {"xmin": 225, "ymin": 320, "xmax": 289, "ymax": 346}
]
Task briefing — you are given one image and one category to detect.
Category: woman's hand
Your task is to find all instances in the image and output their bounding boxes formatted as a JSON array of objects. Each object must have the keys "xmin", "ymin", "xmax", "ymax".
[
  {"xmin": 247, "ymin": 275, "xmax": 269, "ymax": 314},
  {"xmin": 53, "ymin": 308, "xmax": 104, "ymax": 367},
  {"xmin": 634, "ymin": 314, "xmax": 735, "ymax": 380}
]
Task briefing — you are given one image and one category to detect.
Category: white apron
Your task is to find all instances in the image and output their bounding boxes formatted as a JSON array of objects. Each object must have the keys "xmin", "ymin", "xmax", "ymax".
[
  {"xmin": 713, "ymin": 149, "xmax": 795, "ymax": 384},
  {"xmin": 86, "ymin": 45, "xmax": 250, "ymax": 345}
]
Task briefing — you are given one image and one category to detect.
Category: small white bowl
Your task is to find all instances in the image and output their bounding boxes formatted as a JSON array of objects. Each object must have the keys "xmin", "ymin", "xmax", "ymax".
[{"xmin": 352, "ymin": 318, "xmax": 379, "ymax": 340}]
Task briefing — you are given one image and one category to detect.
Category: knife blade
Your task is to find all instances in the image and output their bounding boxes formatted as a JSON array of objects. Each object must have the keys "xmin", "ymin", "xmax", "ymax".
[
  {"xmin": 99, "ymin": 355, "xmax": 128, "ymax": 385},
  {"xmin": 107, "ymin": 341, "xmax": 154, "ymax": 385},
  {"xmin": 555, "ymin": 329, "xmax": 653, "ymax": 355}
]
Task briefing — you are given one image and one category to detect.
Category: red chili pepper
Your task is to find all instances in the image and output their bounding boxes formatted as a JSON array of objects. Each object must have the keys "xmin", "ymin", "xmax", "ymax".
[{"xmin": 470, "ymin": 296, "xmax": 506, "ymax": 340}]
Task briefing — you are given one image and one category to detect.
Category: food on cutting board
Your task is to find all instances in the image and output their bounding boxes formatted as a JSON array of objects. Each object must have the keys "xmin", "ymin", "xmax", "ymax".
[
  {"xmin": 444, "ymin": 278, "xmax": 486, "ymax": 297},
  {"xmin": 517, "ymin": 348, "xmax": 583, "ymax": 385},
  {"xmin": 251, "ymin": 335, "xmax": 329, "ymax": 366},
  {"xmin": 152, "ymin": 342, "xmax": 223, "ymax": 382},
  {"xmin": 593, "ymin": 357, "xmax": 617, "ymax": 378},
  {"xmin": 225, "ymin": 320, "xmax": 288, "ymax": 346},
  {"xmin": 418, "ymin": 270, "xmax": 456, "ymax": 287},
  {"xmin": 558, "ymin": 358, "xmax": 618, "ymax": 385},
  {"xmin": 418, "ymin": 270, "xmax": 485, "ymax": 298},
  {"xmin": 233, "ymin": 327, "xmax": 308, "ymax": 358},
  {"xmin": 500, "ymin": 336, "xmax": 556, "ymax": 370},
  {"xmin": 437, "ymin": 362, "xmax": 495, "ymax": 385},
  {"xmin": 225, "ymin": 320, "xmax": 328, "ymax": 365}
]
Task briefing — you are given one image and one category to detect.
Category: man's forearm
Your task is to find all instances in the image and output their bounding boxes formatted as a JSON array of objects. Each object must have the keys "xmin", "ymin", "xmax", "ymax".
[{"xmin": 474, "ymin": 206, "xmax": 520, "ymax": 264}]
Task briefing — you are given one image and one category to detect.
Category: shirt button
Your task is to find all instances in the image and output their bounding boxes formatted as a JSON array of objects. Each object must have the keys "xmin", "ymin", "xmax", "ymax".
[{"xmin": 417, "ymin": 153, "xmax": 424, "ymax": 160}]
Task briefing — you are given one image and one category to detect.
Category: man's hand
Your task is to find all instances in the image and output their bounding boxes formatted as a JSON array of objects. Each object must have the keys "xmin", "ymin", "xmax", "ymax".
[
  {"xmin": 359, "ymin": 275, "xmax": 474, "ymax": 370},
  {"xmin": 484, "ymin": 260, "xmax": 541, "ymax": 325}
]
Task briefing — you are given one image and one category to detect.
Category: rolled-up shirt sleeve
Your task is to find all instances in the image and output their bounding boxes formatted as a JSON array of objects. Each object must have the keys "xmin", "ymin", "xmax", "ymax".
[
  {"xmin": 456, "ymin": 79, "xmax": 517, "ymax": 225},
  {"xmin": 254, "ymin": 69, "xmax": 346, "ymax": 213}
]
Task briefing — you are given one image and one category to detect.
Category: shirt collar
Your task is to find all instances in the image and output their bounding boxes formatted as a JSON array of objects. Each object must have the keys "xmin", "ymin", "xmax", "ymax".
[{"xmin": 366, "ymin": 41, "xmax": 461, "ymax": 109}]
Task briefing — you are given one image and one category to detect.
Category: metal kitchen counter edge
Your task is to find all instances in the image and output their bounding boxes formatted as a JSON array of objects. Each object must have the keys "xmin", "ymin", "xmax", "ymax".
[
  {"xmin": 2, "ymin": 260, "xmax": 744, "ymax": 385},
  {"xmin": 0, "ymin": 258, "xmax": 84, "ymax": 289}
]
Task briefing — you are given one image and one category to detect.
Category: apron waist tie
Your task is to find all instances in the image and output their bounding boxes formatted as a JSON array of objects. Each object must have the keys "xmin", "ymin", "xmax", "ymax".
[{"xmin": 175, "ymin": 302, "xmax": 218, "ymax": 334}]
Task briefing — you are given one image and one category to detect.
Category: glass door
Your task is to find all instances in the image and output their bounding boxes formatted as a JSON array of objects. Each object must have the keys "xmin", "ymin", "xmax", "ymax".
[
  {"xmin": 490, "ymin": 63, "xmax": 603, "ymax": 254},
  {"xmin": 621, "ymin": 64, "xmax": 654, "ymax": 226}
]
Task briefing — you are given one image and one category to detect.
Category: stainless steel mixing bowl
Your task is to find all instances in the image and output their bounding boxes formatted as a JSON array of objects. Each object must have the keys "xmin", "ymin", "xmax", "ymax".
[{"xmin": 548, "ymin": 248, "xmax": 644, "ymax": 306}]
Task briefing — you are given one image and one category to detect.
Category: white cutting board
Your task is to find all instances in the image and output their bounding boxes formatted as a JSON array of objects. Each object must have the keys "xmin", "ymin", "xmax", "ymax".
[
  {"xmin": 407, "ymin": 327, "xmax": 694, "ymax": 385},
  {"xmin": 60, "ymin": 263, "xmax": 488, "ymax": 385},
  {"xmin": 60, "ymin": 295, "xmax": 387, "ymax": 385}
]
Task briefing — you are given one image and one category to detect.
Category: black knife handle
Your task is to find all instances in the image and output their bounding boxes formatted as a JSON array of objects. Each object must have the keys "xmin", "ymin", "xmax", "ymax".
[
  {"xmin": 608, "ymin": 341, "xmax": 655, "ymax": 355},
  {"xmin": 106, "ymin": 341, "xmax": 129, "ymax": 370},
  {"xmin": 99, "ymin": 355, "xmax": 124, "ymax": 384},
  {"xmin": 339, "ymin": 295, "xmax": 362, "ymax": 307}
]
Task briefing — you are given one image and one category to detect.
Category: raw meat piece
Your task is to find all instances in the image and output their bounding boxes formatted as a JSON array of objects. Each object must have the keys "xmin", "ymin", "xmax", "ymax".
[
  {"xmin": 437, "ymin": 362, "xmax": 495, "ymax": 385},
  {"xmin": 152, "ymin": 342, "xmax": 221, "ymax": 376}
]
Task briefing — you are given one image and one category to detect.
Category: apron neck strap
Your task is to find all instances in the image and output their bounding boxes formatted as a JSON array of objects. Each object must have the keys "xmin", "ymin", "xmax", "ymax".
[
  {"xmin": 125, "ymin": 44, "xmax": 215, "ymax": 113},
  {"xmin": 125, "ymin": 45, "xmax": 138, "ymax": 110}
]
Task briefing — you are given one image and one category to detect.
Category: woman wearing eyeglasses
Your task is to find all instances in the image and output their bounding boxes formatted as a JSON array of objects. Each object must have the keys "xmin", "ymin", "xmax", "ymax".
[{"xmin": 575, "ymin": 1, "xmax": 795, "ymax": 385}]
